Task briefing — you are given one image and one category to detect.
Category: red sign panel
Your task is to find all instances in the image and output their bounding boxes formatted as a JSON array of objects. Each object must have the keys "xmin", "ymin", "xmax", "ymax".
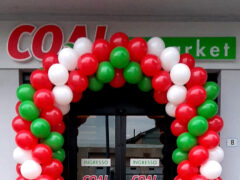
[{"xmin": 7, "ymin": 24, "xmax": 108, "ymax": 62}]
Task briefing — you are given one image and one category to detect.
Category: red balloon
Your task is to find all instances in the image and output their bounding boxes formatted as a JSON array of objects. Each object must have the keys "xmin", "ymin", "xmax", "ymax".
[
  {"xmin": 67, "ymin": 70, "xmax": 88, "ymax": 93},
  {"xmin": 187, "ymin": 67, "xmax": 208, "ymax": 88},
  {"xmin": 208, "ymin": 115, "xmax": 224, "ymax": 133},
  {"xmin": 41, "ymin": 107, "xmax": 63, "ymax": 127},
  {"xmin": 15, "ymin": 130, "xmax": 38, "ymax": 150},
  {"xmin": 30, "ymin": 69, "xmax": 53, "ymax": 90},
  {"xmin": 141, "ymin": 54, "xmax": 161, "ymax": 77},
  {"xmin": 128, "ymin": 37, "xmax": 147, "ymax": 62},
  {"xmin": 198, "ymin": 130, "xmax": 220, "ymax": 149},
  {"xmin": 52, "ymin": 121, "xmax": 66, "ymax": 134},
  {"xmin": 36, "ymin": 175, "xmax": 54, "ymax": 180},
  {"xmin": 16, "ymin": 163, "xmax": 21, "ymax": 176},
  {"xmin": 34, "ymin": 89, "xmax": 54, "ymax": 111},
  {"xmin": 152, "ymin": 71, "xmax": 172, "ymax": 92},
  {"xmin": 110, "ymin": 69, "xmax": 126, "ymax": 88},
  {"xmin": 186, "ymin": 86, "xmax": 207, "ymax": 107},
  {"xmin": 171, "ymin": 119, "xmax": 188, "ymax": 137},
  {"xmin": 180, "ymin": 53, "xmax": 195, "ymax": 69},
  {"xmin": 189, "ymin": 146, "xmax": 209, "ymax": 166},
  {"xmin": 42, "ymin": 159, "xmax": 63, "ymax": 178},
  {"xmin": 174, "ymin": 176, "xmax": 183, "ymax": 180},
  {"xmin": 56, "ymin": 177, "xmax": 64, "ymax": 180},
  {"xmin": 153, "ymin": 91, "xmax": 168, "ymax": 104},
  {"xmin": 110, "ymin": 32, "xmax": 129, "ymax": 49},
  {"xmin": 175, "ymin": 103, "xmax": 197, "ymax": 125},
  {"xmin": 16, "ymin": 176, "xmax": 27, "ymax": 180},
  {"xmin": 16, "ymin": 101, "xmax": 21, "ymax": 115},
  {"xmin": 32, "ymin": 144, "xmax": 52, "ymax": 165},
  {"xmin": 42, "ymin": 52, "xmax": 59, "ymax": 71},
  {"xmin": 72, "ymin": 91, "xmax": 83, "ymax": 103},
  {"xmin": 92, "ymin": 39, "xmax": 111, "ymax": 62},
  {"xmin": 214, "ymin": 177, "xmax": 222, "ymax": 180},
  {"xmin": 190, "ymin": 175, "xmax": 207, "ymax": 180},
  {"xmin": 78, "ymin": 53, "xmax": 99, "ymax": 76},
  {"xmin": 177, "ymin": 160, "xmax": 198, "ymax": 180},
  {"xmin": 12, "ymin": 116, "xmax": 31, "ymax": 132}
]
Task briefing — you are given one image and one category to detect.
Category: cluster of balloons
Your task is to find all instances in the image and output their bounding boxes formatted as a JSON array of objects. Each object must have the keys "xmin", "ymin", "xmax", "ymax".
[
  {"xmin": 12, "ymin": 32, "xmax": 224, "ymax": 179},
  {"xmin": 169, "ymin": 65, "xmax": 224, "ymax": 179},
  {"xmin": 13, "ymin": 54, "xmax": 67, "ymax": 179}
]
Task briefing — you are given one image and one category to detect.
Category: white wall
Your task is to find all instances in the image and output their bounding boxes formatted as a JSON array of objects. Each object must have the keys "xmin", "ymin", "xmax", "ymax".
[
  {"xmin": 220, "ymin": 70, "xmax": 240, "ymax": 180},
  {"xmin": 0, "ymin": 70, "xmax": 18, "ymax": 179}
]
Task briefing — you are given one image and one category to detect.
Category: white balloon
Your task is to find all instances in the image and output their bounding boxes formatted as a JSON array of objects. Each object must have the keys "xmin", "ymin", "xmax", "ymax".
[
  {"xmin": 170, "ymin": 63, "xmax": 191, "ymax": 85},
  {"xmin": 147, "ymin": 37, "xmax": 165, "ymax": 57},
  {"xmin": 52, "ymin": 85, "xmax": 73, "ymax": 105},
  {"xmin": 200, "ymin": 160, "xmax": 222, "ymax": 179},
  {"xmin": 13, "ymin": 147, "xmax": 32, "ymax": 164},
  {"xmin": 160, "ymin": 47, "xmax": 180, "ymax": 71},
  {"xmin": 48, "ymin": 64, "xmax": 69, "ymax": 86},
  {"xmin": 55, "ymin": 103, "xmax": 70, "ymax": 115},
  {"xmin": 167, "ymin": 85, "xmax": 187, "ymax": 105},
  {"xmin": 58, "ymin": 47, "xmax": 79, "ymax": 71},
  {"xmin": 209, "ymin": 146, "xmax": 224, "ymax": 162},
  {"xmin": 74, "ymin": 37, "xmax": 93, "ymax": 56},
  {"xmin": 165, "ymin": 102, "xmax": 177, "ymax": 117},
  {"xmin": 21, "ymin": 160, "xmax": 42, "ymax": 179}
]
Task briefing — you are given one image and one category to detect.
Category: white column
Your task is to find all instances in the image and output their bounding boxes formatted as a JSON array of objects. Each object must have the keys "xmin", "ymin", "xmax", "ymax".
[{"xmin": 0, "ymin": 70, "xmax": 19, "ymax": 179}]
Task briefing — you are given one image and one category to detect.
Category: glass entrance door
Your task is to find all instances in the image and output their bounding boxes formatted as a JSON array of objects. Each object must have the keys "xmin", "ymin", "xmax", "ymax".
[
  {"xmin": 74, "ymin": 115, "xmax": 176, "ymax": 180},
  {"xmin": 126, "ymin": 116, "xmax": 163, "ymax": 180},
  {"xmin": 114, "ymin": 115, "xmax": 176, "ymax": 180},
  {"xmin": 65, "ymin": 114, "xmax": 176, "ymax": 180},
  {"xmin": 76, "ymin": 115, "xmax": 115, "ymax": 180},
  {"xmin": 65, "ymin": 84, "xmax": 178, "ymax": 180}
]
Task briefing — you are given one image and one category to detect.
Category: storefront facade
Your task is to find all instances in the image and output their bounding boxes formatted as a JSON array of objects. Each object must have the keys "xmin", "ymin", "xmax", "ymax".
[{"xmin": 1, "ymin": 20, "xmax": 240, "ymax": 180}]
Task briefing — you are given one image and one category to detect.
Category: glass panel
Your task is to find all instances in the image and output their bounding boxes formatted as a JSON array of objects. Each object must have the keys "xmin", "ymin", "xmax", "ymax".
[
  {"xmin": 77, "ymin": 115, "xmax": 115, "ymax": 180},
  {"xmin": 126, "ymin": 116, "xmax": 165, "ymax": 180}
]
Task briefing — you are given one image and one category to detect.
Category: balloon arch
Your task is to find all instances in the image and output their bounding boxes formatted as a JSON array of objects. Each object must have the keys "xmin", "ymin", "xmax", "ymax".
[{"xmin": 12, "ymin": 33, "xmax": 224, "ymax": 180}]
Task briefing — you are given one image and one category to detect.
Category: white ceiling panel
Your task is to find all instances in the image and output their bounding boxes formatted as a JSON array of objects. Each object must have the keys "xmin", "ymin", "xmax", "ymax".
[{"xmin": 1, "ymin": 0, "xmax": 240, "ymax": 20}]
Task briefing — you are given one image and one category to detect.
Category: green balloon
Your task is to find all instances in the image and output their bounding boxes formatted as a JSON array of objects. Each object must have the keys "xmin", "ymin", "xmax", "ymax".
[
  {"xmin": 188, "ymin": 116, "xmax": 208, "ymax": 136},
  {"xmin": 97, "ymin": 62, "xmax": 115, "ymax": 83},
  {"xmin": 65, "ymin": 43, "xmax": 74, "ymax": 48},
  {"xmin": 53, "ymin": 148, "xmax": 66, "ymax": 162},
  {"xmin": 110, "ymin": 47, "xmax": 130, "ymax": 69},
  {"xmin": 88, "ymin": 76, "xmax": 104, "ymax": 92},
  {"xmin": 43, "ymin": 132, "xmax": 64, "ymax": 151},
  {"xmin": 16, "ymin": 84, "xmax": 35, "ymax": 101},
  {"xmin": 177, "ymin": 132, "xmax": 197, "ymax": 152},
  {"xmin": 19, "ymin": 100, "xmax": 40, "ymax": 121},
  {"xmin": 138, "ymin": 76, "xmax": 152, "ymax": 92},
  {"xmin": 172, "ymin": 148, "xmax": 188, "ymax": 164},
  {"xmin": 124, "ymin": 62, "xmax": 143, "ymax": 84},
  {"xmin": 31, "ymin": 118, "xmax": 51, "ymax": 138},
  {"xmin": 197, "ymin": 100, "xmax": 218, "ymax": 119},
  {"xmin": 204, "ymin": 81, "xmax": 220, "ymax": 100}
]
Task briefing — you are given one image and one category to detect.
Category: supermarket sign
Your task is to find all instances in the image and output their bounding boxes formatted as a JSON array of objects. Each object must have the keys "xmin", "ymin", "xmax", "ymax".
[
  {"xmin": 7, "ymin": 24, "xmax": 236, "ymax": 62},
  {"xmin": 161, "ymin": 37, "xmax": 236, "ymax": 60}
]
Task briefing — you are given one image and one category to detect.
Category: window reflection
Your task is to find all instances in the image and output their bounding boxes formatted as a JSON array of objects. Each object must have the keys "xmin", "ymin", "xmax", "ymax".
[
  {"xmin": 126, "ymin": 116, "xmax": 155, "ymax": 140},
  {"xmin": 126, "ymin": 116, "xmax": 164, "ymax": 180},
  {"xmin": 77, "ymin": 116, "xmax": 115, "ymax": 147},
  {"xmin": 77, "ymin": 116, "xmax": 115, "ymax": 180}
]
